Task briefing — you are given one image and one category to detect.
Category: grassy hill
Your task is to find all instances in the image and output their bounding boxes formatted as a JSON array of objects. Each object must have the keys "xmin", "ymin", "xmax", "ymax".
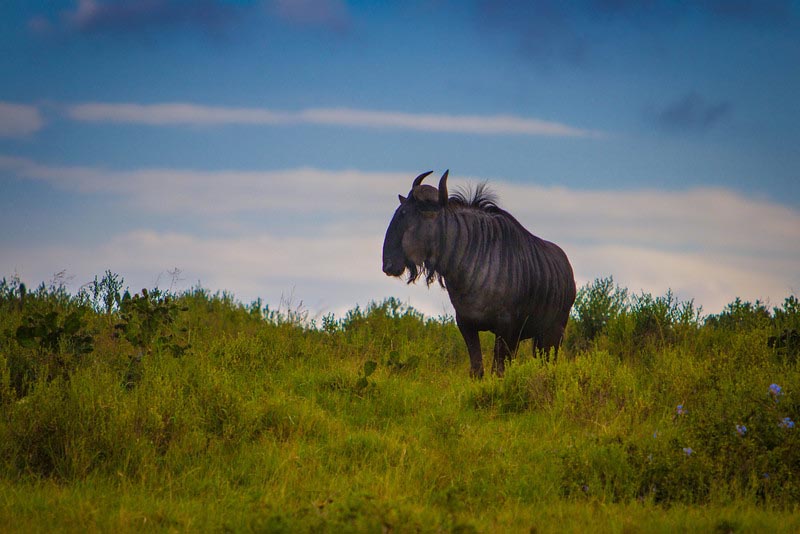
[{"xmin": 1, "ymin": 273, "xmax": 799, "ymax": 533}]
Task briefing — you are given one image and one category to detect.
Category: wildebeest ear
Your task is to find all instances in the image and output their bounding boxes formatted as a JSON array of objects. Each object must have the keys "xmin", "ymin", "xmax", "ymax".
[
  {"xmin": 438, "ymin": 169, "xmax": 449, "ymax": 206},
  {"xmin": 398, "ymin": 194, "xmax": 407, "ymax": 204}
]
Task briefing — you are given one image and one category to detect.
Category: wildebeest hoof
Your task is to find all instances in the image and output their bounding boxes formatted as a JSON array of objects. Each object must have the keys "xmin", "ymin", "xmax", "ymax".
[{"xmin": 470, "ymin": 367, "xmax": 484, "ymax": 379}]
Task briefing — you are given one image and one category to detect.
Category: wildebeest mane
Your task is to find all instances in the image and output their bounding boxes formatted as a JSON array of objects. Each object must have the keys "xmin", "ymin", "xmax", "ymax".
[
  {"xmin": 449, "ymin": 182, "xmax": 532, "ymax": 242},
  {"xmin": 450, "ymin": 182, "xmax": 501, "ymax": 213},
  {"xmin": 449, "ymin": 183, "xmax": 530, "ymax": 235}
]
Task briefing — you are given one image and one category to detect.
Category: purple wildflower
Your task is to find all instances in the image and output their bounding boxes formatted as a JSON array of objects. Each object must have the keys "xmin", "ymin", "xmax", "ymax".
[
  {"xmin": 735, "ymin": 424, "xmax": 747, "ymax": 436},
  {"xmin": 779, "ymin": 417, "xmax": 795, "ymax": 429},
  {"xmin": 683, "ymin": 447, "xmax": 693, "ymax": 456},
  {"xmin": 769, "ymin": 383, "xmax": 783, "ymax": 402},
  {"xmin": 676, "ymin": 404, "xmax": 686, "ymax": 416}
]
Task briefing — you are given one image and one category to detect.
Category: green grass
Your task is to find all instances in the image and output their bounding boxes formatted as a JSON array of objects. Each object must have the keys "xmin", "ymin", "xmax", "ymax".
[{"xmin": 0, "ymin": 275, "xmax": 799, "ymax": 532}]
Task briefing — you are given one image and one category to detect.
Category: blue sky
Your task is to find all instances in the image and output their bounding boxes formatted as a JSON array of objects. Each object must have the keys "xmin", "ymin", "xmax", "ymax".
[{"xmin": 1, "ymin": 0, "xmax": 799, "ymax": 317}]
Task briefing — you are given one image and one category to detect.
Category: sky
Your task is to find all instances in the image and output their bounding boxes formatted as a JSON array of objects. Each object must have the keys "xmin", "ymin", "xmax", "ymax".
[{"xmin": 1, "ymin": 0, "xmax": 799, "ymax": 319}]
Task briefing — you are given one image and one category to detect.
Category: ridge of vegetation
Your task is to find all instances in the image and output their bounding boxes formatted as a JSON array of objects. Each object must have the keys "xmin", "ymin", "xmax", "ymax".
[{"xmin": 1, "ymin": 272, "xmax": 798, "ymax": 532}]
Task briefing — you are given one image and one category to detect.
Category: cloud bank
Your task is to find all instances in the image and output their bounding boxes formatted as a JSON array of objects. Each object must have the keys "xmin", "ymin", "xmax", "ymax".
[
  {"xmin": 65, "ymin": 102, "xmax": 599, "ymax": 137},
  {"xmin": 2, "ymin": 156, "xmax": 797, "ymax": 316}
]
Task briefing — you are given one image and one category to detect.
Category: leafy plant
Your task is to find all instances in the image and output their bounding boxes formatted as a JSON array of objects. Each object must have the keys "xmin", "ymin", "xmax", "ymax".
[
  {"xmin": 706, "ymin": 298, "xmax": 771, "ymax": 331},
  {"xmin": 570, "ymin": 275, "xmax": 629, "ymax": 344},
  {"xmin": 321, "ymin": 312, "xmax": 340, "ymax": 334},
  {"xmin": 14, "ymin": 308, "xmax": 94, "ymax": 387},
  {"xmin": 86, "ymin": 270, "xmax": 125, "ymax": 317},
  {"xmin": 15, "ymin": 309, "xmax": 93, "ymax": 356},
  {"xmin": 385, "ymin": 350, "xmax": 420, "ymax": 372},
  {"xmin": 354, "ymin": 360, "xmax": 377, "ymax": 393},
  {"xmin": 0, "ymin": 275, "xmax": 26, "ymax": 311},
  {"xmin": 115, "ymin": 287, "xmax": 188, "ymax": 357}
]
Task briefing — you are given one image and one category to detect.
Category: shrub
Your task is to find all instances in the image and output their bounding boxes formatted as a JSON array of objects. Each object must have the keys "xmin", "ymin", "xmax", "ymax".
[
  {"xmin": 12, "ymin": 308, "xmax": 94, "ymax": 393},
  {"xmin": 568, "ymin": 276, "xmax": 628, "ymax": 350},
  {"xmin": 706, "ymin": 298, "xmax": 771, "ymax": 331}
]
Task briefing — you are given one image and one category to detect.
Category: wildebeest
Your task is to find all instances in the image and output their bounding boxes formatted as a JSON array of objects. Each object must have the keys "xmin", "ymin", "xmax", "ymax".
[{"xmin": 382, "ymin": 170, "xmax": 576, "ymax": 377}]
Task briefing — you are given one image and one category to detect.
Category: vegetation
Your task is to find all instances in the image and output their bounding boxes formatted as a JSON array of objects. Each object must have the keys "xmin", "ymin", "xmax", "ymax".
[{"xmin": 0, "ymin": 272, "xmax": 799, "ymax": 533}]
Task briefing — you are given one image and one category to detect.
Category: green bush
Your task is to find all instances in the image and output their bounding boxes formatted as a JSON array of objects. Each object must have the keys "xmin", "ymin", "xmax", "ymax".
[{"xmin": 569, "ymin": 276, "xmax": 628, "ymax": 347}]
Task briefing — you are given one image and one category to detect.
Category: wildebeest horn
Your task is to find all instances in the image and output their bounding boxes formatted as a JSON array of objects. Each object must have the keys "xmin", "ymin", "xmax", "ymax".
[
  {"xmin": 439, "ymin": 170, "xmax": 449, "ymax": 206},
  {"xmin": 413, "ymin": 171, "xmax": 433, "ymax": 188}
]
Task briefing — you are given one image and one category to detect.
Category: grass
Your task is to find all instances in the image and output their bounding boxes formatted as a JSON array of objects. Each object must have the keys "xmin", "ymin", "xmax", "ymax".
[{"xmin": 0, "ymin": 274, "xmax": 799, "ymax": 532}]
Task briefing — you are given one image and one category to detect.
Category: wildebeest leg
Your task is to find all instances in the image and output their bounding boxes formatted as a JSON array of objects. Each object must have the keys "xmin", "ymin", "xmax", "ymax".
[
  {"xmin": 457, "ymin": 319, "xmax": 484, "ymax": 378},
  {"xmin": 492, "ymin": 335, "xmax": 518, "ymax": 377},
  {"xmin": 532, "ymin": 335, "xmax": 547, "ymax": 360},
  {"xmin": 534, "ymin": 322, "xmax": 565, "ymax": 360}
]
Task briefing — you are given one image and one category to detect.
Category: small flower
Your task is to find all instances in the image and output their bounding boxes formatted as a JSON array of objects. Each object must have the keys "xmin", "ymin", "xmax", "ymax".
[
  {"xmin": 769, "ymin": 383, "xmax": 784, "ymax": 401},
  {"xmin": 735, "ymin": 424, "xmax": 747, "ymax": 436},
  {"xmin": 762, "ymin": 472, "xmax": 770, "ymax": 480},
  {"xmin": 653, "ymin": 430, "xmax": 658, "ymax": 439},
  {"xmin": 779, "ymin": 417, "xmax": 795, "ymax": 429},
  {"xmin": 683, "ymin": 447, "xmax": 693, "ymax": 456},
  {"xmin": 676, "ymin": 404, "xmax": 686, "ymax": 416}
]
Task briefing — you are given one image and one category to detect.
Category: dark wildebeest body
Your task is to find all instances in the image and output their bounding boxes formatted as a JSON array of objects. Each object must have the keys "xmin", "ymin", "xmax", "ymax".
[{"xmin": 382, "ymin": 170, "xmax": 576, "ymax": 377}]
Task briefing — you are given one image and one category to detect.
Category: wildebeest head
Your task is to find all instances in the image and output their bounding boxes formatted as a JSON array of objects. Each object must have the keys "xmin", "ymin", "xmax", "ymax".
[{"xmin": 382, "ymin": 170, "xmax": 449, "ymax": 282}]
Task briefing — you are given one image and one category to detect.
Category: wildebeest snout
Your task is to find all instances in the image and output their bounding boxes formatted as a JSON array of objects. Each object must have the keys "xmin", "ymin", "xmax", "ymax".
[{"xmin": 382, "ymin": 258, "xmax": 404, "ymax": 277}]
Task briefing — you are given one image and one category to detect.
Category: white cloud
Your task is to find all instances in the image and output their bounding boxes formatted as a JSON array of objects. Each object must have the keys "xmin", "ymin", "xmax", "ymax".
[
  {"xmin": 297, "ymin": 108, "xmax": 596, "ymax": 137},
  {"xmin": 493, "ymin": 182, "xmax": 800, "ymax": 261},
  {"xmin": 2, "ymin": 156, "xmax": 798, "ymax": 315},
  {"xmin": 65, "ymin": 102, "xmax": 599, "ymax": 137},
  {"xmin": 67, "ymin": 102, "xmax": 294, "ymax": 126},
  {"xmin": 0, "ymin": 102, "xmax": 44, "ymax": 138},
  {"xmin": 0, "ymin": 156, "xmax": 402, "ymax": 217}
]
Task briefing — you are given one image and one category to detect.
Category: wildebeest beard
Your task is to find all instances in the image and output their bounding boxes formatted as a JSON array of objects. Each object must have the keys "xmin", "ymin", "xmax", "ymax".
[{"xmin": 405, "ymin": 261, "xmax": 444, "ymax": 288}]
